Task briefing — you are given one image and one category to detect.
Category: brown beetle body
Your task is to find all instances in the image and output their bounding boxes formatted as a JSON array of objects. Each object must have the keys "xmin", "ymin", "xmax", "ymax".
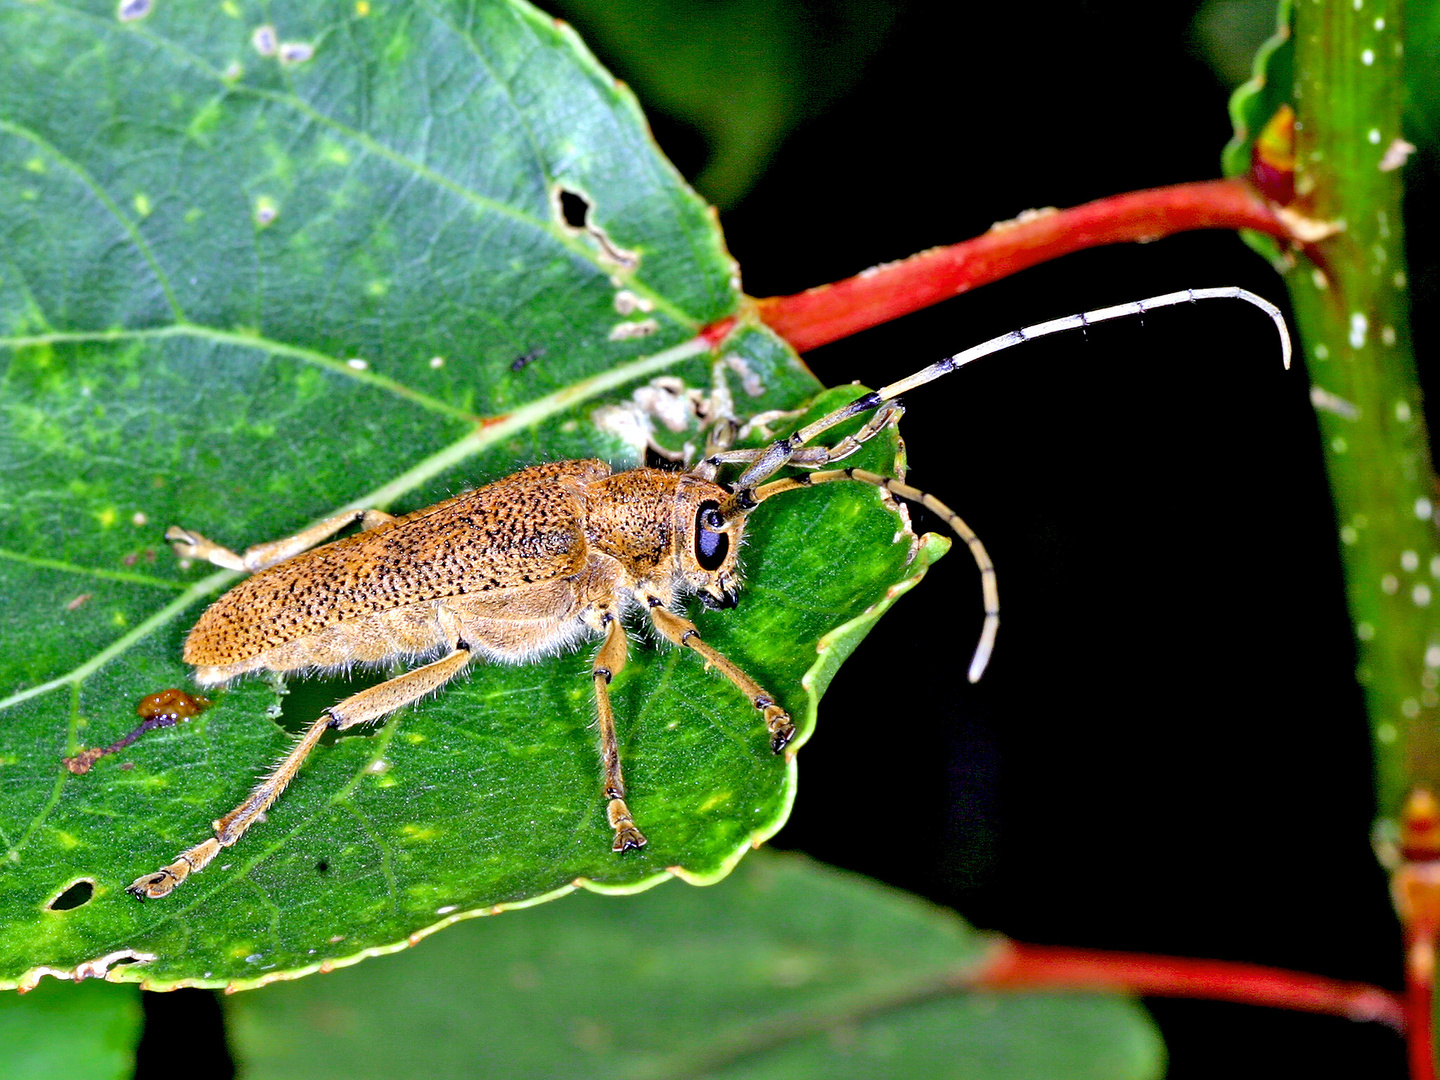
[
  {"xmin": 128, "ymin": 458, "xmax": 773, "ymax": 900},
  {"xmin": 184, "ymin": 461, "xmax": 740, "ymax": 684}
]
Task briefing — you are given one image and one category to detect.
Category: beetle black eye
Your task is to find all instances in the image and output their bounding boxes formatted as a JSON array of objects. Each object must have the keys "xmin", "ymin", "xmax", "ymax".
[{"xmin": 694, "ymin": 500, "xmax": 729, "ymax": 571}]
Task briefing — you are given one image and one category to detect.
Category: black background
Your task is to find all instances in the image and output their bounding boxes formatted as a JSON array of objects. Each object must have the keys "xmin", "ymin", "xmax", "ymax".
[{"xmin": 139, "ymin": 2, "xmax": 1433, "ymax": 1076}]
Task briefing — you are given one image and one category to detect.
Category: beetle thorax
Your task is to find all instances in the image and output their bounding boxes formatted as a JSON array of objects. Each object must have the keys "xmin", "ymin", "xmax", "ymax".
[{"xmin": 582, "ymin": 468, "xmax": 744, "ymax": 605}]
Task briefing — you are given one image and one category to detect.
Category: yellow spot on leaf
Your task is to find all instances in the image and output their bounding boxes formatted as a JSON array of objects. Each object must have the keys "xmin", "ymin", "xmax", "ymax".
[
  {"xmin": 24, "ymin": 156, "xmax": 45, "ymax": 173},
  {"xmin": 222, "ymin": 0, "xmax": 240, "ymax": 15},
  {"xmin": 402, "ymin": 824, "xmax": 439, "ymax": 841},
  {"xmin": 404, "ymin": 732, "xmax": 425, "ymax": 744},
  {"xmin": 356, "ymin": 0, "xmax": 370, "ymax": 14},
  {"xmin": 133, "ymin": 193, "xmax": 152, "ymax": 218},
  {"xmin": 97, "ymin": 507, "xmax": 118, "ymax": 528}
]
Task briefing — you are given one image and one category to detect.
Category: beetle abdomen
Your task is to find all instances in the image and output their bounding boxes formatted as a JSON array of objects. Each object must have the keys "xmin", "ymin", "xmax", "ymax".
[{"xmin": 184, "ymin": 463, "xmax": 606, "ymax": 666}]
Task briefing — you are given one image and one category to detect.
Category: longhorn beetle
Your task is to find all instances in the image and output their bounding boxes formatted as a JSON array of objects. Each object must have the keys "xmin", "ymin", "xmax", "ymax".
[{"xmin": 127, "ymin": 287, "xmax": 1290, "ymax": 900}]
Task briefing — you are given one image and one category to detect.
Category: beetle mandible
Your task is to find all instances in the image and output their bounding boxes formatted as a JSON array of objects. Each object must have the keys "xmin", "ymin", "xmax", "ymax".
[{"xmin": 127, "ymin": 287, "xmax": 1289, "ymax": 899}]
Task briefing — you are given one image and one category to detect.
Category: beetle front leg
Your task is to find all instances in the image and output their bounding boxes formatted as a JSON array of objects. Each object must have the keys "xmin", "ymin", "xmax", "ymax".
[{"xmin": 646, "ymin": 601, "xmax": 795, "ymax": 752}]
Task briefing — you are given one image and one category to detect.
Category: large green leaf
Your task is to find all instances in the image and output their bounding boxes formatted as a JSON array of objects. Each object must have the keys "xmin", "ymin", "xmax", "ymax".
[
  {"xmin": 0, "ymin": 0, "xmax": 943, "ymax": 988},
  {"xmin": 228, "ymin": 852, "xmax": 1164, "ymax": 1080}
]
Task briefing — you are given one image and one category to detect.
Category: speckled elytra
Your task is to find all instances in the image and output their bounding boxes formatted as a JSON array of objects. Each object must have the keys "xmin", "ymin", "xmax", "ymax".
[{"xmin": 127, "ymin": 288, "xmax": 1289, "ymax": 900}]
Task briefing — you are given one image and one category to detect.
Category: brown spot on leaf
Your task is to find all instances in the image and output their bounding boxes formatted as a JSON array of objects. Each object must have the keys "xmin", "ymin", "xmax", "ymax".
[{"xmin": 63, "ymin": 689, "xmax": 212, "ymax": 773}]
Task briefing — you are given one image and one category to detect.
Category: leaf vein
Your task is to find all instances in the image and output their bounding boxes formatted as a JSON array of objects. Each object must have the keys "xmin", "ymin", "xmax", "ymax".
[
  {"xmin": 0, "ymin": 119, "xmax": 185, "ymax": 322},
  {"xmin": 0, "ymin": 548, "xmax": 187, "ymax": 590}
]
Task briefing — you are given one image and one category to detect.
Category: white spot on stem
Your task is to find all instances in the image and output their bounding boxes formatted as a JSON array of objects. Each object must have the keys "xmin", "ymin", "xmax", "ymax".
[
  {"xmin": 1309, "ymin": 386, "xmax": 1359, "ymax": 419},
  {"xmin": 1380, "ymin": 139, "xmax": 1417, "ymax": 172},
  {"xmin": 1349, "ymin": 312, "xmax": 1368, "ymax": 348}
]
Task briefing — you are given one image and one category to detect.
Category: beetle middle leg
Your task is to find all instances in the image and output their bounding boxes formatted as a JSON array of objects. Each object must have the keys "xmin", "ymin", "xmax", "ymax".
[
  {"xmin": 127, "ymin": 618, "xmax": 472, "ymax": 900},
  {"xmin": 646, "ymin": 602, "xmax": 795, "ymax": 752},
  {"xmin": 589, "ymin": 610, "xmax": 646, "ymax": 851}
]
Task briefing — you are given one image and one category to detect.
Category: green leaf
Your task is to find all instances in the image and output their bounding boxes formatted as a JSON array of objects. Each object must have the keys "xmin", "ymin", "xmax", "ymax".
[
  {"xmin": 1220, "ymin": 0, "xmax": 1294, "ymax": 267},
  {"xmin": 0, "ymin": 0, "xmax": 944, "ymax": 988},
  {"xmin": 0, "ymin": 980, "xmax": 142, "ymax": 1080},
  {"xmin": 1220, "ymin": 0, "xmax": 1294, "ymax": 181},
  {"xmin": 227, "ymin": 852, "xmax": 1163, "ymax": 1080}
]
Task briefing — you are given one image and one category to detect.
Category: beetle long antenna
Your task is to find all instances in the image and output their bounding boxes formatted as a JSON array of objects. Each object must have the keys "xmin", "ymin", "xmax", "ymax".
[
  {"xmin": 725, "ymin": 287, "xmax": 1291, "ymax": 499},
  {"xmin": 751, "ymin": 467, "xmax": 998, "ymax": 681}
]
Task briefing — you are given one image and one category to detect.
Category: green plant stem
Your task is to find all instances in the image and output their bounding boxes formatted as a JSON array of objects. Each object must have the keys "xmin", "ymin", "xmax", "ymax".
[{"xmin": 1289, "ymin": 0, "xmax": 1430, "ymax": 823}]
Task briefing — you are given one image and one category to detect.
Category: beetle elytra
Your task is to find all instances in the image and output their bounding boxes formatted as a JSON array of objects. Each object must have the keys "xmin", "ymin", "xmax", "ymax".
[{"xmin": 126, "ymin": 287, "xmax": 1289, "ymax": 900}]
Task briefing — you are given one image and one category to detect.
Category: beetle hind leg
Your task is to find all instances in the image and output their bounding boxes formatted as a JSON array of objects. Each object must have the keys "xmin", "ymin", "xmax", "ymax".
[
  {"xmin": 128, "ymin": 631, "xmax": 472, "ymax": 900},
  {"xmin": 166, "ymin": 508, "xmax": 396, "ymax": 573}
]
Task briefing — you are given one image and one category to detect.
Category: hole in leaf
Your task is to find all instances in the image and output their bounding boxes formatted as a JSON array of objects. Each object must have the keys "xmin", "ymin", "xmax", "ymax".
[
  {"xmin": 315, "ymin": 859, "xmax": 329, "ymax": 874},
  {"xmin": 559, "ymin": 188, "xmax": 590, "ymax": 228},
  {"xmin": 47, "ymin": 878, "xmax": 96, "ymax": 911}
]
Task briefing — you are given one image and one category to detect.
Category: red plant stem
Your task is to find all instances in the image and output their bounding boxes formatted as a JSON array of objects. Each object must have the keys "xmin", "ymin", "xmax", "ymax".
[
  {"xmin": 971, "ymin": 941, "xmax": 1405, "ymax": 1030},
  {"xmin": 1404, "ymin": 925, "xmax": 1437, "ymax": 1080},
  {"xmin": 751, "ymin": 178, "xmax": 1293, "ymax": 353}
]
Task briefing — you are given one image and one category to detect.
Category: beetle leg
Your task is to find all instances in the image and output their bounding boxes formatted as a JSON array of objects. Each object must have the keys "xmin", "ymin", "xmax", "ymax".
[
  {"xmin": 127, "ymin": 633, "xmax": 471, "ymax": 900},
  {"xmin": 646, "ymin": 602, "xmax": 795, "ymax": 753},
  {"xmin": 588, "ymin": 610, "xmax": 645, "ymax": 851},
  {"xmin": 166, "ymin": 508, "xmax": 396, "ymax": 573}
]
